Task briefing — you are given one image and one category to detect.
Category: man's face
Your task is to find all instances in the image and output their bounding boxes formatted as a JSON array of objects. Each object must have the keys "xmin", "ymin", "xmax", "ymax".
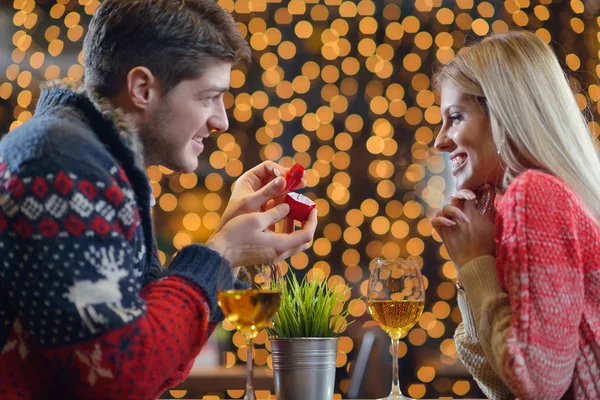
[{"xmin": 140, "ymin": 62, "xmax": 232, "ymax": 173}]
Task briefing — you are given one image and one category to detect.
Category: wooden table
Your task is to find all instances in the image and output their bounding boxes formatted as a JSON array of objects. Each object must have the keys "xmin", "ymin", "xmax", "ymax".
[
  {"xmin": 161, "ymin": 366, "xmax": 274, "ymax": 398},
  {"xmin": 160, "ymin": 366, "xmax": 485, "ymax": 399}
]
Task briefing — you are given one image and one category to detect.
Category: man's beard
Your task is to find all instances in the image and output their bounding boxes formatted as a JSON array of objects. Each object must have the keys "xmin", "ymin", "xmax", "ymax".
[{"xmin": 139, "ymin": 102, "xmax": 175, "ymax": 169}]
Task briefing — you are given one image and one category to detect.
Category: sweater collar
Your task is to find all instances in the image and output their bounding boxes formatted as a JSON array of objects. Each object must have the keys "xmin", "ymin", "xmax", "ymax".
[
  {"xmin": 37, "ymin": 80, "xmax": 145, "ymax": 170},
  {"xmin": 36, "ymin": 80, "xmax": 157, "ymax": 266}
]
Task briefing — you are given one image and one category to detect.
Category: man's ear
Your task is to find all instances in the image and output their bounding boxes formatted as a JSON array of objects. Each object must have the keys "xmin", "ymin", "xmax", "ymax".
[{"xmin": 126, "ymin": 66, "xmax": 160, "ymax": 110}]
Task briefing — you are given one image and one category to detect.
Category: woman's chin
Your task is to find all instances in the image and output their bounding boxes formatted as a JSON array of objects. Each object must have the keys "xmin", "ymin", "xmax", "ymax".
[{"xmin": 455, "ymin": 178, "xmax": 482, "ymax": 192}]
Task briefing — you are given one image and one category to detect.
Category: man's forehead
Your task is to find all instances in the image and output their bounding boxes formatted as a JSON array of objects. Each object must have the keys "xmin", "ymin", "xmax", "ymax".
[{"xmin": 189, "ymin": 63, "xmax": 233, "ymax": 89}]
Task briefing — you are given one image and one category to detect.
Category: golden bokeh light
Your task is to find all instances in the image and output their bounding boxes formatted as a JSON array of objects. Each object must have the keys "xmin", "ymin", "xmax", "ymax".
[{"xmin": 1, "ymin": 1, "xmax": 598, "ymax": 398}]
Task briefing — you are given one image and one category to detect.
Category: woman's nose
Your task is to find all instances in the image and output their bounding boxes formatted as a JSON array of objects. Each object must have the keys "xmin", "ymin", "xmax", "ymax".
[{"xmin": 434, "ymin": 129, "xmax": 454, "ymax": 152}]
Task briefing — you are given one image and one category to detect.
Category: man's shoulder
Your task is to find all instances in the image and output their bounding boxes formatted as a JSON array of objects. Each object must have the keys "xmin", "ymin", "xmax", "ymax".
[{"xmin": 0, "ymin": 111, "xmax": 112, "ymax": 173}]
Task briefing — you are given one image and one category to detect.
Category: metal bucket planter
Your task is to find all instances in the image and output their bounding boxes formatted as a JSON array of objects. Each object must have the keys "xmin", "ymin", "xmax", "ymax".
[{"xmin": 270, "ymin": 337, "xmax": 338, "ymax": 400}]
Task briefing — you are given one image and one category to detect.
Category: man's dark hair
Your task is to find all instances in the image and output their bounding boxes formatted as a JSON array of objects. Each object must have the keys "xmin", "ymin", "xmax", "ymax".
[{"xmin": 83, "ymin": 0, "xmax": 251, "ymax": 97}]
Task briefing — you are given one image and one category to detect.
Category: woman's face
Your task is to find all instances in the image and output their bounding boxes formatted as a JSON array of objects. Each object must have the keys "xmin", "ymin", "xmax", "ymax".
[{"xmin": 434, "ymin": 82, "xmax": 504, "ymax": 191}]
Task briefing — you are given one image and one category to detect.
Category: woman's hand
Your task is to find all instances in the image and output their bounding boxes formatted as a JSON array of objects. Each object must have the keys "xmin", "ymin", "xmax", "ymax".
[{"xmin": 432, "ymin": 185, "xmax": 497, "ymax": 269}]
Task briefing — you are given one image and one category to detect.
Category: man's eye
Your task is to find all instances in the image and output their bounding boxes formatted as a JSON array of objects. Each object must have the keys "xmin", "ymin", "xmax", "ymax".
[{"xmin": 200, "ymin": 94, "xmax": 219, "ymax": 101}]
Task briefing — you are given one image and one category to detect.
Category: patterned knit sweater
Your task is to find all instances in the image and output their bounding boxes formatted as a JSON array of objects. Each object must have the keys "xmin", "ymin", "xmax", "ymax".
[
  {"xmin": 454, "ymin": 169, "xmax": 600, "ymax": 400},
  {"xmin": 0, "ymin": 82, "xmax": 238, "ymax": 399}
]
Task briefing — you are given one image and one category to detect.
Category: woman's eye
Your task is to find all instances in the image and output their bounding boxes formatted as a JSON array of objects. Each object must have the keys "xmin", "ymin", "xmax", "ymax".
[{"xmin": 449, "ymin": 113, "xmax": 462, "ymax": 124}]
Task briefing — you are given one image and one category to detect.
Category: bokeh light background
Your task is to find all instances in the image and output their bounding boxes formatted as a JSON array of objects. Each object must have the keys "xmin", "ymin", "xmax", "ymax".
[{"xmin": 1, "ymin": 0, "xmax": 599, "ymax": 399}]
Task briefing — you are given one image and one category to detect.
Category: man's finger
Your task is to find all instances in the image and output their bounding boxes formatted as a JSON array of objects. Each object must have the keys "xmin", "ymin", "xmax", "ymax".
[
  {"xmin": 243, "ymin": 177, "xmax": 286, "ymax": 211},
  {"xmin": 249, "ymin": 160, "xmax": 278, "ymax": 176},
  {"xmin": 278, "ymin": 241, "xmax": 312, "ymax": 261},
  {"xmin": 244, "ymin": 161, "xmax": 285, "ymax": 190},
  {"xmin": 259, "ymin": 203, "xmax": 290, "ymax": 229},
  {"xmin": 268, "ymin": 209, "xmax": 317, "ymax": 253},
  {"xmin": 263, "ymin": 199, "xmax": 278, "ymax": 231},
  {"xmin": 302, "ymin": 208, "xmax": 318, "ymax": 232},
  {"xmin": 254, "ymin": 160, "xmax": 286, "ymax": 180},
  {"xmin": 284, "ymin": 216, "xmax": 294, "ymax": 233}
]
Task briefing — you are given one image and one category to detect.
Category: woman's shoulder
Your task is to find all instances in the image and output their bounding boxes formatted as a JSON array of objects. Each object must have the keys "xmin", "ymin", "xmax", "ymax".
[
  {"xmin": 499, "ymin": 169, "xmax": 592, "ymax": 225},
  {"xmin": 503, "ymin": 169, "xmax": 576, "ymax": 205}
]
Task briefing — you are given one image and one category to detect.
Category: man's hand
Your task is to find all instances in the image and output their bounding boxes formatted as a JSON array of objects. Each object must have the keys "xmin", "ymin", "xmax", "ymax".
[
  {"xmin": 206, "ymin": 204, "xmax": 317, "ymax": 267},
  {"xmin": 213, "ymin": 161, "xmax": 306, "ymax": 236}
]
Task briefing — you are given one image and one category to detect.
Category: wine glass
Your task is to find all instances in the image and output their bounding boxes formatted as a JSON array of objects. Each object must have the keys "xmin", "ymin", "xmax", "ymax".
[
  {"xmin": 217, "ymin": 250, "xmax": 283, "ymax": 400},
  {"xmin": 367, "ymin": 258, "xmax": 425, "ymax": 400}
]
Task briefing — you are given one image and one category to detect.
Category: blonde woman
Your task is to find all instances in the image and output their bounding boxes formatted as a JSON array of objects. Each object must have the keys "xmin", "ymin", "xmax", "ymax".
[{"xmin": 431, "ymin": 31, "xmax": 600, "ymax": 400}]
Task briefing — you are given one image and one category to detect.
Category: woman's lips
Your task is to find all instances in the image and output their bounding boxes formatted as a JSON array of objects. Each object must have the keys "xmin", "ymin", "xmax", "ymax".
[{"xmin": 451, "ymin": 154, "xmax": 467, "ymax": 176}]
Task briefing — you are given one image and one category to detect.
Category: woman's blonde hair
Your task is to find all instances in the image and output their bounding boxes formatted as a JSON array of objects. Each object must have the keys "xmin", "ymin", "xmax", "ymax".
[{"xmin": 434, "ymin": 31, "xmax": 600, "ymax": 223}]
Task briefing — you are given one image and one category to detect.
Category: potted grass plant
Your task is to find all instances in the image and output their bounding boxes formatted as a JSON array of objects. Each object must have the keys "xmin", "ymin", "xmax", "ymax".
[{"xmin": 267, "ymin": 274, "xmax": 353, "ymax": 400}]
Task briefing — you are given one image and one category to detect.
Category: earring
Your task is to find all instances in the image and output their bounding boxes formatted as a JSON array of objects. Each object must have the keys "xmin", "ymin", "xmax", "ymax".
[
  {"xmin": 476, "ymin": 190, "xmax": 491, "ymax": 216},
  {"xmin": 496, "ymin": 138, "xmax": 506, "ymax": 157}
]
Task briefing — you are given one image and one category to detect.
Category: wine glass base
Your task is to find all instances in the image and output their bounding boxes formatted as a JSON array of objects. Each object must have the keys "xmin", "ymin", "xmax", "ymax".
[{"xmin": 376, "ymin": 396, "xmax": 415, "ymax": 400}]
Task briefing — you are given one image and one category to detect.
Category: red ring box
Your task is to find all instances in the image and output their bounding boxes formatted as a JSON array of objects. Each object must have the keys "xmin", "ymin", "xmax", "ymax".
[
  {"xmin": 284, "ymin": 192, "xmax": 316, "ymax": 222},
  {"xmin": 283, "ymin": 164, "xmax": 315, "ymax": 222},
  {"xmin": 285, "ymin": 163, "xmax": 304, "ymax": 192}
]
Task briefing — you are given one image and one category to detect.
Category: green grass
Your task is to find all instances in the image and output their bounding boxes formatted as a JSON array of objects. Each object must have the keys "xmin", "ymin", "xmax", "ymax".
[{"xmin": 267, "ymin": 274, "xmax": 354, "ymax": 338}]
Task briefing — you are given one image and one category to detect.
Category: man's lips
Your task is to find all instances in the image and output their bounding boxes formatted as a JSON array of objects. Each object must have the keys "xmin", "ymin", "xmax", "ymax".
[{"xmin": 192, "ymin": 136, "xmax": 205, "ymax": 152}]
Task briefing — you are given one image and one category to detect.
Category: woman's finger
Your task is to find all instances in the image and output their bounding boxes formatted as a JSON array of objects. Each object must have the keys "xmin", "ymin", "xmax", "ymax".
[
  {"xmin": 447, "ymin": 190, "xmax": 475, "ymax": 208},
  {"xmin": 432, "ymin": 216, "xmax": 457, "ymax": 228},
  {"xmin": 448, "ymin": 196, "xmax": 463, "ymax": 208},
  {"xmin": 442, "ymin": 204, "xmax": 471, "ymax": 223},
  {"xmin": 454, "ymin": 189, "xmax": 476, "ymax": 200}
]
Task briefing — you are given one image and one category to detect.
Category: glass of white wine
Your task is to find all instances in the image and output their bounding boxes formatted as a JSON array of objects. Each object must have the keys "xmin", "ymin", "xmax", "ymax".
[
  {"xmin": 217, "ymin": 252, "xmax": 283, "ymax": 400},
  {"xmin": 368, "ymin": 258, "xmax": 425, "ymax": 400}
]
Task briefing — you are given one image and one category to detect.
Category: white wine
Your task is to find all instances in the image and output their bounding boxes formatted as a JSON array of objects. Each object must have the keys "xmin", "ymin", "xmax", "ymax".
[
  {"xmin": 368, "ymin": 299, "xmax": 424, "ymax": 339},
  {"xmin": 218, "ymin": 290, "xmax": 282, "ymax": 337}
]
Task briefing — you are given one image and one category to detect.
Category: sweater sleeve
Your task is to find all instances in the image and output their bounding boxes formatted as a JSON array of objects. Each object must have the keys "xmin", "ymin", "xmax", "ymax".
[
  {"xmin": 0, "ymin": 157, "xmax": 234, "ymax": 399},
  {"xmin": 458, "ymin": 173, "xmax": 585, "ymax": 400},
  {"xmin": 454, "ymin": 284, "xmax": 514, "ymax": 400}
]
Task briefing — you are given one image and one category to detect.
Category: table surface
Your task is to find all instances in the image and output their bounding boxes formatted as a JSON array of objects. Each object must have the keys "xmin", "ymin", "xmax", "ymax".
[{"xmin": 162, "ymin": 366, "xmax": 486, "ymax": 399}]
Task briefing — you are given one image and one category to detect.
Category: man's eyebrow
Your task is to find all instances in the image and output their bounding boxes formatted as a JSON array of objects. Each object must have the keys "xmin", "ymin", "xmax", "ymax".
[{"xmin": 197, "ymin": 87, "xmax": 229, "ymax": 94}]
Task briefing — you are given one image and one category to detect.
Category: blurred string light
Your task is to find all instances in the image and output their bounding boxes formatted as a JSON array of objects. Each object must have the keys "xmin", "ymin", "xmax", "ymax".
[{"xmin": 1, "ymin": 0, "xmax": 599, "ymax": 399}]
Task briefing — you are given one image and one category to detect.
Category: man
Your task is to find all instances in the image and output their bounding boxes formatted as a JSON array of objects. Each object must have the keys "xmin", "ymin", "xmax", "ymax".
[{"xmin": 0, "ymin": 1, "xmax": 317, "ymax": 398}]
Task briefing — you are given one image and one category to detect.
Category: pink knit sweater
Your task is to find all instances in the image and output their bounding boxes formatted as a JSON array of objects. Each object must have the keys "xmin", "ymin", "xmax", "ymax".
[{"xmin": 454, "ymin": 169, "xmax": 600, "ymax": 400}]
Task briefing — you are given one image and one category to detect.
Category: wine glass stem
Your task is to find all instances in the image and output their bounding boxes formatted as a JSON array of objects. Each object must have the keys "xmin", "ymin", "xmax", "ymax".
[
  {"xmin": 390, "ymin": 337, "xmax": 402, "ymax": 397},
  {"xmin": 245, "ymin": 335, "xmax": 256, "ymax": 400}
]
